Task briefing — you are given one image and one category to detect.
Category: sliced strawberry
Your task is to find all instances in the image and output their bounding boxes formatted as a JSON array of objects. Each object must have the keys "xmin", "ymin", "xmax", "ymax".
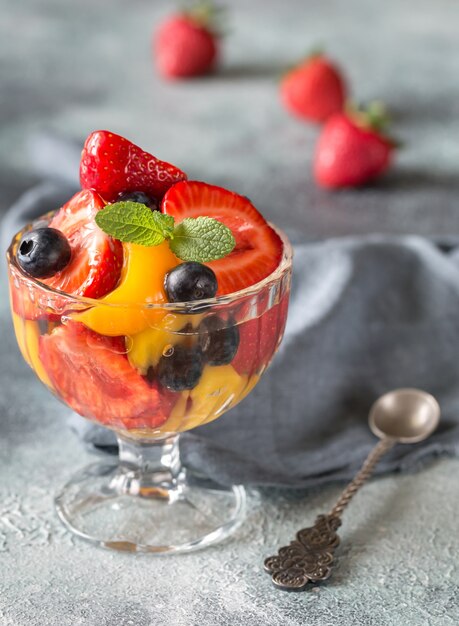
[
  {"xmin": 231, "ymin": 317, "xmax": 260, "ymax": 375},
  {"xmin": 9, "ymin": 278, "xmax": 61, "ymax": 322},
  {"xmin": 162, "ymin": 181, "xmax": 283, "ymax": 295},
  {"xmin": 80, "ymin": 130, "xmax": 187, "ymax": 202},
  {"xmin": 45, "ymin": 189, "xmax": 123, "ymax": 298},
  {"xmin": 232, "ymin": 294, "xmax": 289, "ymax": 375},
  {"xmin": 10, "ymin": 190, "xmax": 121, "ymax": 321},
  {"xmin": 39, "ymin": 323, "xmax": 170, "ymax": 429}
]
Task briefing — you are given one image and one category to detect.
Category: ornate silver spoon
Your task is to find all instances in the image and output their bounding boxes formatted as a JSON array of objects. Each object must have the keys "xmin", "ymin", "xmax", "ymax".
[{"xmin": 264, "ymin": 388, "xmax": 440, "ymax": 591}]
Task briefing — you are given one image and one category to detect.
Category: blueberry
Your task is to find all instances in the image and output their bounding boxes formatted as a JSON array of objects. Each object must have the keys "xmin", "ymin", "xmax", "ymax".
[
  {"xmin": 165, "ymin": 262, "xmax": 218, "ymax": 303},
  {"xmin": 16, "ymin": 228, "xmax": 71, "ymax": 279},
  {"xmin": 145, "ymin": 366, "xmax": 156, "ymax": 387},
  {"xmin": 199, "ymin": 315, "xmax": 239, "ymax": 366},
  {"xmin": 157, "ymin": 345, "xmax": 204, "ymax": 391},
  {"xmin": 117, "ymin": 190, "xmax": 159, "ymax": 211}
]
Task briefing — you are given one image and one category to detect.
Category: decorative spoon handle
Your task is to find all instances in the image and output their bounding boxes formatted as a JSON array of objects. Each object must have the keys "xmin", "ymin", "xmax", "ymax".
[
  {"xmin": 329, "ymin": 438, "xmax": 394, "ymax": 518},
  {"xmin": 264, "ymin": 438, "xmax": 395, "ymax": 591}
]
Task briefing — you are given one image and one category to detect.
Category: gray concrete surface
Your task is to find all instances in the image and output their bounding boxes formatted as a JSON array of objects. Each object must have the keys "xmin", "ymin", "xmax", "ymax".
[{"xmin": 1, "ymin": 0, "xmax": 459, "ymax": 624}]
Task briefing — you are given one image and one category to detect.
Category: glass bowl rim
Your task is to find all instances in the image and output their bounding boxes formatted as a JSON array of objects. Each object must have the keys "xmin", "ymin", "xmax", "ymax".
[{"xmin": 7, "ymin": 220, "xmax": 293, "ymax": 310}]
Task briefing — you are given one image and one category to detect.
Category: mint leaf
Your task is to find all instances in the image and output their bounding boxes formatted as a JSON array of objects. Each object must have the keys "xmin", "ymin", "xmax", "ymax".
[
  {"xmin": 169, "ymin": 217, "xmax": 235, "ymax": 262},
  {"xmin": 95, "ymin": 202, "xmax": 174, "ymax": 246},
  {"xmin": 150, "ymin": 211, "xmax": 175, "ymax": 239}
]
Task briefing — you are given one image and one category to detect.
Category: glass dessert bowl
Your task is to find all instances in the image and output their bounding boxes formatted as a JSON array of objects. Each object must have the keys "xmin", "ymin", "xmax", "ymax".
[
  {"xmin": 8, "ymin": 226, "xmax": 291, "ymax": 553},
  {"xmin": 6, "ymin": 130, "xmax": 292, "ymax": 553}
]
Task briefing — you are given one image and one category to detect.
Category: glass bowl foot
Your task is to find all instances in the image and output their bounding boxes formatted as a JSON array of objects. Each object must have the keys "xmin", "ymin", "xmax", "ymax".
[{"xmin": 55, "ymin": 461, "xmax": 246, "ymax": 554}]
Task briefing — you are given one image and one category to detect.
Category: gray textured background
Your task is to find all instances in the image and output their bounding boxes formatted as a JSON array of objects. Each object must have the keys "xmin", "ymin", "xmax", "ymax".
[{"xmin": 1, "ymin": 0, "xmax": 459, "ymax": 624}]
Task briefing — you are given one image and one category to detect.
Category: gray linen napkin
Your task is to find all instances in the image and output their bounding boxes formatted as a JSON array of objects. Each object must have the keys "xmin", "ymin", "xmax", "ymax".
[
  {"xmin": 184, "ymin": 236, "xmax": 459, "ymax": 487},
  {"xmin": 3, "ymin": 137, "xmax": 459, "ymax": 487}
]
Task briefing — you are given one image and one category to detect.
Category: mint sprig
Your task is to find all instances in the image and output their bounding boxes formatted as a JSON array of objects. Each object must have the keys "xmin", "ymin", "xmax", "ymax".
[{"xmin": 95, "ymin": 202, "xmax": 235, "ymax": 263}]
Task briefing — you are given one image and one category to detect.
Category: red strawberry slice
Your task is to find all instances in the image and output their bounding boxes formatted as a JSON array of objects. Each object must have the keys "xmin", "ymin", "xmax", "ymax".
[
  {"xmin": 232, "ymin": 294, "xmax": 289, "ymax": 375},
  {"xmin": 45, "ymin": 189, "xmax": 123, "ymax": 299},
  {"xmin": 10, "ymin": 190, "xmax": 123, "ymax": 321},
  {"xmin": 39, "ymin": 323, "xmax": 169, "ymax": 429},
  {"xmin": 10, "ymin": 278, "xmax": 61, "ymax": 322},
  {"xmin": 231, "ymin": 317, "xmax": 260, "ymax": 375},
  {"xmin": 80, "ymin": 130, "xmax": 187, "ymax": 202},
  {"xmin": 162, "ymin": 181, "xmax": 283, "ymax": 295}
]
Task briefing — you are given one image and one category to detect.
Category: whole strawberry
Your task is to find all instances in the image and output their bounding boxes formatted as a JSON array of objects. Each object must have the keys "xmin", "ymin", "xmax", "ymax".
[
  {"xmin": 314, "ymin": 104, "xmax": 395, "ymax": 188},
  {"xmin": 154, "ymin": 1, "xmax": 222, "ymax": 79},
  {"xmin": 281, "ymin": 53, "xmax": 346, "ymax": 123}
]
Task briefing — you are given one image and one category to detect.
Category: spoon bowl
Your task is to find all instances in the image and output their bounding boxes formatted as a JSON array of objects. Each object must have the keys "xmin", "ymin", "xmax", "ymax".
[{"xmin": 369, "ymin": 388, "xmax": 440, "ymax": 443}]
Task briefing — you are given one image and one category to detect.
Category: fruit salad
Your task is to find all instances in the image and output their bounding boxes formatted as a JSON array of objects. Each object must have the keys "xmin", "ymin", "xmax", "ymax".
[{"xmin": 8, "ymin": 131, "xmax": 291, "ymax": 439}]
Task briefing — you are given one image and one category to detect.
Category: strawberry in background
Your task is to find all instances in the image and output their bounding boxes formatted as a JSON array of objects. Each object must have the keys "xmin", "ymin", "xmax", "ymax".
[
  {"xmin": 154, "ymin": 1, "xmax": 223, "ymax": 79},
  {"xmin": 314, "ymin": 103, "xmax": 396, "ymax": 188},
  {"xmin": 280, "ymin": 52, "xmax": 346, "ymax": 123}
]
